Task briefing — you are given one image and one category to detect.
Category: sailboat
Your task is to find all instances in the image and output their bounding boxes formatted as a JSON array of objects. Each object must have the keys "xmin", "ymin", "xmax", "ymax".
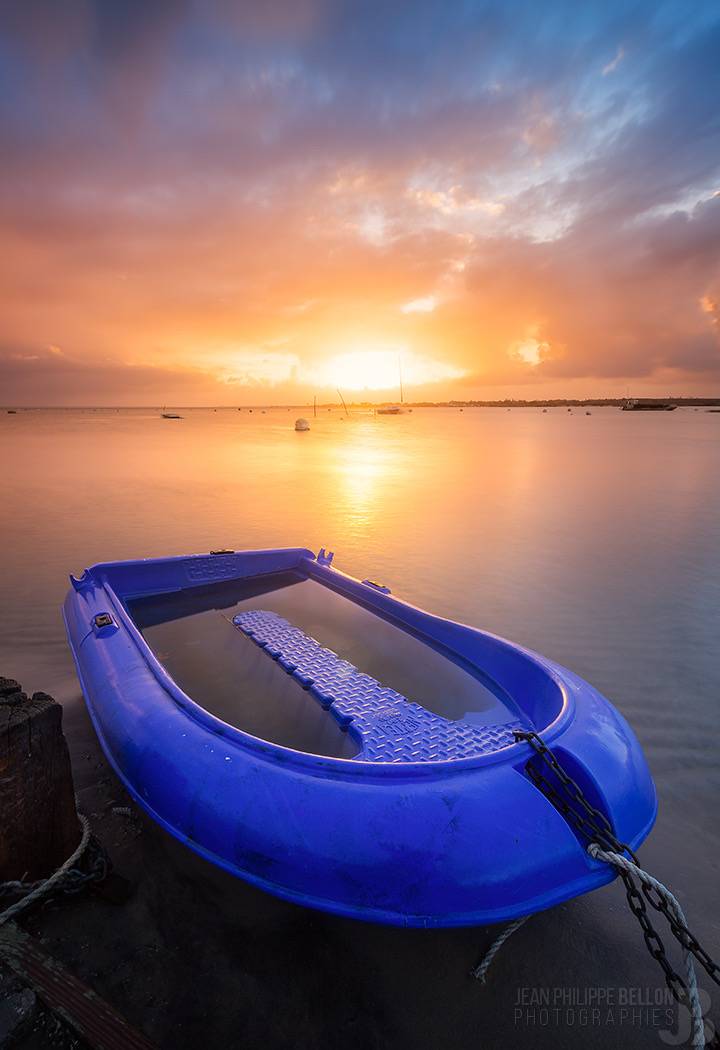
[{"xmin": 376, "ymin": 357, "xmax": 405, "ymax": 415}]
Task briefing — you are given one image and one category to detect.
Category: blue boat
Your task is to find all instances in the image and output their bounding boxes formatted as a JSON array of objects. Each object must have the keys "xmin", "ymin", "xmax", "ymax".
[{"xmin": 63, "ymin": 547, "xmax": 656, "ymax": 927}]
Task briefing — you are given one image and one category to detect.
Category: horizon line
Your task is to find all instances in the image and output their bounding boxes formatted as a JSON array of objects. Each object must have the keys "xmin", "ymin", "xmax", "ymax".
[{"xmin": 4, "ymin": 396, "xmax": 720, "ymax": 410}]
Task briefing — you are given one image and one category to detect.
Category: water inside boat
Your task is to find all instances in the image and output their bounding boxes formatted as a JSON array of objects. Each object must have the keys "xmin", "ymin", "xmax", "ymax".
[{"xmin": 128, "ymin": 571, "xmax": 511, "ymax": 759}]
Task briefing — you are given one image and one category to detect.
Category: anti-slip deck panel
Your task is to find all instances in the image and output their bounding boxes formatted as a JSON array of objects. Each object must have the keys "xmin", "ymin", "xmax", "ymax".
[{"xmin": 232, "ymin": 609, "xmax": 521, "ymax": 762}]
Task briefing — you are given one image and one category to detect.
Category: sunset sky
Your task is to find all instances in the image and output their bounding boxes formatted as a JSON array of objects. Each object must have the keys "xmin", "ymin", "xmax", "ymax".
[{"xmin": 1, "ymin": 1, "xmax": 719, "ymax": 405}]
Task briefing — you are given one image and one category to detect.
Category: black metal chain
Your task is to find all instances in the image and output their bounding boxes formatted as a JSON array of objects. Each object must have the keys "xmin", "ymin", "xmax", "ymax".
[
  {"xmin": 513, "ymin": 728, "xmax": 719, "ymax": 1005},
  {"xmin": 627, "ymin": 859, "xmax": 720, "ymax": 989},
  {"xmin": 513, "ymin": 729, "xmax": 636, "ymax": 856},
  {"xmin": 616, "ymin": 866, "xmax": 688, "ymax": 1004}
]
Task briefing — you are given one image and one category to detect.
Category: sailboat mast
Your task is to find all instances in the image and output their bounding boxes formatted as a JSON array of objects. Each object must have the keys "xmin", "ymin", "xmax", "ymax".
[{"xmin": 399, "ymin": 356, "xmax": 404, "ymax": 405}]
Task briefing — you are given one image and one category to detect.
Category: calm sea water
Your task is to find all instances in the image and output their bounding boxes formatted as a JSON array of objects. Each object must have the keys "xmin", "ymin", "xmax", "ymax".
[
  {"xmin": 3, "ymin": 404, "xmax": 719, "ymax": 718},
  {"xmin": 3, "ymin": 404, "xmax": 720, "ymax": 781},
  {"xmin": 1, "ymin": 405, "xmax": 719, "ymax": 1043},
  {"xmin": 2, "ymin": 404, "xmax": 719, "ymax": 735}
]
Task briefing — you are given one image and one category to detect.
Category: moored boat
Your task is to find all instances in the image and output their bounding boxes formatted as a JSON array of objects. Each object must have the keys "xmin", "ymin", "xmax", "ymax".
[
  {"xmin": 621, "ymin": 398, "xmax": 676, "ymax": 411},
  {"xmin": 63, "ymin": 547, "xmax": 656, "ymax": 927}
]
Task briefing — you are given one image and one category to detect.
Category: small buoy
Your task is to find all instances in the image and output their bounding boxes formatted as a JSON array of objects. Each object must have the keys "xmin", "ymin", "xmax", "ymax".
[
  {"xmin": 295, "ymin": 418, "xmax": 310, "ymax": 432},
  {"xmin": 586, "ymin": 411, "xmax": 591, "ymax": 415}
]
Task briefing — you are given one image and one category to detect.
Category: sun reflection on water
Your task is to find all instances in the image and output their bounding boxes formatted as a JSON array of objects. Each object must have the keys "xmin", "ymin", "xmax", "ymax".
[{"xmin": 331, "ymin": 431, "xmax": 406, "ymax": 532}]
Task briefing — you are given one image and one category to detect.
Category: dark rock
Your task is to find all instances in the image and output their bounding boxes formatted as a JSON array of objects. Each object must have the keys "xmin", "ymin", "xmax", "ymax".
[
  {"xmin": 0, "ymin": 679, "xmax": 80, "ymax": 881},
  {"xmin": 0, "ymin": 677, "xmax": 24, "ymax": 701},
  {"xmin": 1, "ymin": 691, "xmax": 28, "ymax": 706},
  {"xmin": 0, "ymin": 987, "xmax": 37, "ymax": 1043}
]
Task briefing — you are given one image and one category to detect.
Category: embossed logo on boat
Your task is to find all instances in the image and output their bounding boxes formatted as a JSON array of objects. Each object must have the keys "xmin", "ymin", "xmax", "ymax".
[
  {"xmin": 186, "ymin": 556, "xmax": 236, "ymax": 582},
  {"xmin": 376, "ymin": 708, "xmax": 421, "ymax": 735}
]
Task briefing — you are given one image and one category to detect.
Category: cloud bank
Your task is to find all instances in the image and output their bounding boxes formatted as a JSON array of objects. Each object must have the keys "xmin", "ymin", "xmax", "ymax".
[{"xmin": 0, "ymin": 0, "xmax": 718, "ymax": 403}]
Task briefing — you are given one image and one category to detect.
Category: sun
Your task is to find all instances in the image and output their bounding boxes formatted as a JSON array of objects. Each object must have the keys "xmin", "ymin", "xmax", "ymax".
[
  {"xmin": 310, "ymin": 347, "xmax": 464, "ymax": 392},
  {"xmin": 319, "ymin": 350, "xmax": 403, "ymax": 391}
]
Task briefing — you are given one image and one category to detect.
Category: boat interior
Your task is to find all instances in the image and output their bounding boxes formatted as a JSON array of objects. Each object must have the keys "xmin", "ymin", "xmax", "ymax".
[{"xmin": 87, "ymin": 552, "xmax": 566, "ymax": 760}]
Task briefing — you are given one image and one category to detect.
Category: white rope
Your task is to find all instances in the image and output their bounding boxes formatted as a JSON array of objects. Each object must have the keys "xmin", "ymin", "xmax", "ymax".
[
  {"xmin": 471, "ymin": 915, "xmax": 531, "ymax": 983},
  {"xmin": 0, "ymin": 813, "xmax": 91, "ymax": 927},
  {"xmin": 589, "ymin": 843, "xmax": 706, "ymax": 1048}
]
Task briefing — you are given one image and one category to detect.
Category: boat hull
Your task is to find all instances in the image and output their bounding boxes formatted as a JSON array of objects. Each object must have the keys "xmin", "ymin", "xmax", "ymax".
[{"xmin": 63, "ymin": 547, "xmax": 656, "ymax": 927}]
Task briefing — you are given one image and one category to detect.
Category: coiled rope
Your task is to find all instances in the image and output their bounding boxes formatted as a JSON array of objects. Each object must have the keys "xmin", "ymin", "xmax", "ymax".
[{"xmin": 0, "ymin": 813, "xmax": 92, "ymax": 927}]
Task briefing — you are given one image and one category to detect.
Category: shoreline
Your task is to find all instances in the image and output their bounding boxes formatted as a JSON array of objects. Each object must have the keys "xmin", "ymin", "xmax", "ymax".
[{"xmin": 3, "ymin": 397, "xmax": 720, "ymax": 411}]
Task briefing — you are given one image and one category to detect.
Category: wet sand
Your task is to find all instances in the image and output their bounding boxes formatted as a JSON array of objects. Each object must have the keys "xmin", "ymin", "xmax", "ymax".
[{"xmin": 0, "ymin": 688, "xmax": 708, "ymax": 1049}]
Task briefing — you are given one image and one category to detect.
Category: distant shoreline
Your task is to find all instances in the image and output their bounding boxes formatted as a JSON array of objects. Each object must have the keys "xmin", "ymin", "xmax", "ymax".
[{"xmin": 3, "ymin": 398, "xmax": 720, "ymax": 410}]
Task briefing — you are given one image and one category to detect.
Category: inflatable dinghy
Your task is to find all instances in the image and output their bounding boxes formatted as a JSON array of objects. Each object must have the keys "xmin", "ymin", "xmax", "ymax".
[{"xmin": 63, "ymin": 547, "xmax": 656, "ymax": 927}]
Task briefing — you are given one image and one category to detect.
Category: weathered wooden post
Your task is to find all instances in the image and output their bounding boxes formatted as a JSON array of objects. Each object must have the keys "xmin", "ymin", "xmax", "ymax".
[{"xmin": 0, "ymin": 677, "xmax": 80, "ymax": 881}]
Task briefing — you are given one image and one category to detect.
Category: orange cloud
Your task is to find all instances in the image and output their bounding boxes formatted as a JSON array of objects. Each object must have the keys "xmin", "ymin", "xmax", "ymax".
[{"xmin": 0, "ymin": 2, "xmax": 719, "ymax": 404}]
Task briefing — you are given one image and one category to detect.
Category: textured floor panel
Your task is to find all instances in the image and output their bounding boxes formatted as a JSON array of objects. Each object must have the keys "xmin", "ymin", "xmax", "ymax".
[{"xmin": 232, "ymin": 610, "xmax": 520, "ymax": 762}]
